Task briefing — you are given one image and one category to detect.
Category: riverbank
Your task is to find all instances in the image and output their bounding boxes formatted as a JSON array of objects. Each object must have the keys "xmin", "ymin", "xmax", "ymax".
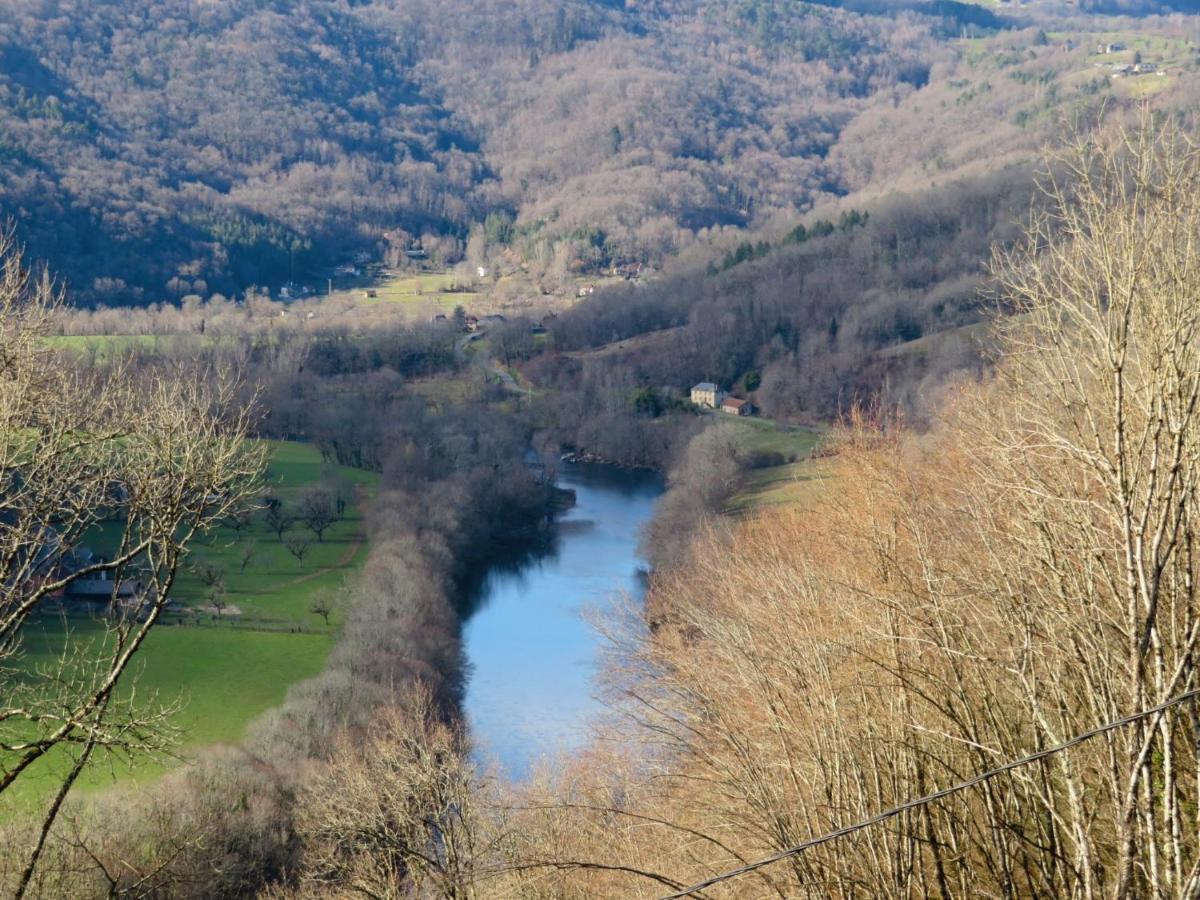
[{"xmin": 0, "ymin": 424, "xmax": 566, "ymax": 894}]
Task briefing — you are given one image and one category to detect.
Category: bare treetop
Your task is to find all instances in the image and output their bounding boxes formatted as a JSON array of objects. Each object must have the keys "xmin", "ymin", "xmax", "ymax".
[{"xmin": 0, "ymin": 232, "xmax": 266, "ymax": 894}]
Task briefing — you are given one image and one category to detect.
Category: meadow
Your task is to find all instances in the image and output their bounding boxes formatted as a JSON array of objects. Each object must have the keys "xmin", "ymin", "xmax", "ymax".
[
  {"xmin": 327, "ymin": 270, "xmax": 477, "ymax": 317},
  {"xmin": 723, "ymin": 417, "xmax": 826, "ymax": 513},
  {"xmin": 2, "ymin": 441, "xmax": 377, "ymax": 812}
]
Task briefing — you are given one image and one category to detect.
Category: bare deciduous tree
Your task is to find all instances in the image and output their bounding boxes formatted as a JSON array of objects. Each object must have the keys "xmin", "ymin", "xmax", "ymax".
[
  {"xmin": 298, "ymin": 486, "xmax": 337, "ymax": 542},
  {"xmin": 308, "ymin": 591, "xmax": 335, "ymax": 627},
  {"xmin": 287, "ymin": 689, "xmax": 503, "ymax": 899},
  {"xmin": 191, "ymin": 557, "xmax": 225, "ymax": 590},
  {"xmin": 226, "ymin": 507, "xmax": 253, "ymax": 537},
  {"xmin": 284, "ymin": 536, "xmax": 310, "ymax": 566},
  {"xmin": 481, "ymin": 114, "xmax": 1200, "ymax": 898},
  {"xmin": 207, "ymin": 585, "xmax": 229, "ymax": 621},
  {"xmin": 0, "ymin": 233, "xmax": 265, "ymax": 896},
  {"xmin": 263, "ymin": 498, "xmax": 293, "ymax": 541},
  {"xmin": 238, "ymin": 541, "xmax": 257, "ymax": 574}
]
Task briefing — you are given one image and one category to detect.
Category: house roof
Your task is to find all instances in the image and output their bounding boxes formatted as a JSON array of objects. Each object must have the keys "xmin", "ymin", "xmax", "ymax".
[
  {"xmin": 722, "ymin": 396, "xmax": 749, "ymax": 409},
  {"xmin": 692, "ymin": 382, "xmax": 718, "ymax": 392},
  {"xmin": 66, "ymin": 578, "xmax": 140, "ymax": 598}
]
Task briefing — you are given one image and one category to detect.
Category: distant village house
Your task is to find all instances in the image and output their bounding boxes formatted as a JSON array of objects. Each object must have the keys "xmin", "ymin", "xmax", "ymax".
[
  {"xmin": 64, "ymin": 569, "xmax": 142, "ymax": 602},
  {"xmin": 691, "ymin": 382, "xmax": 723, "ymax": 408}
]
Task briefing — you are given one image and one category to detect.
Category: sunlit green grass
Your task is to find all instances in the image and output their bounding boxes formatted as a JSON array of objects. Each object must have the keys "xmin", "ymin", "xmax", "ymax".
[
  {"xmin": 43, "ymin": 333, "xmax": 164, "ymax": 360},
  {"xmin": 171, "ymin": 440, "xmax": 377, "ymax": 625},
  {"xmin": 722, "ymin": 418, "xmax": 826, "ymax": 514},
  {"xmin": 329, "ymin": 271, "xmax": 475, "ymax": 314},
  {"xmin": 4, "ymin": 623, "xmax": 332, "ymax": 812},
  {"xmin": 728, "ymin": 417, "xmax": 822, "ymax": 460},
  {"xmin": 726, "ymin": 459, "xmax": 832, "ymax": 514},
  {"xmin": 3, "ymin": 441, "xmax": 376, "ymax": 815}
]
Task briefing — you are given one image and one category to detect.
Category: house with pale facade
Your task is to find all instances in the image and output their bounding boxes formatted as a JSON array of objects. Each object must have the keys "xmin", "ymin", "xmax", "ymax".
[{"xmin": 690, "ymin": 382, "xmax": 723, "ymax": 408}]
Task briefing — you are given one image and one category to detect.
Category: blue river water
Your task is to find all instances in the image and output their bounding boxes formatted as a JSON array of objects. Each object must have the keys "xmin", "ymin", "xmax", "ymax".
[{"xmin": 462, "ymin": 463, "xmax": 663, "ymax": 777}]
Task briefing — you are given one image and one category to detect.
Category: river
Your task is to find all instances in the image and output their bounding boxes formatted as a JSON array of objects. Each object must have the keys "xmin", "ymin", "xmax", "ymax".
[{"xmin": 462, "ymin": 462, "xmax": 663, "ymax": 777}]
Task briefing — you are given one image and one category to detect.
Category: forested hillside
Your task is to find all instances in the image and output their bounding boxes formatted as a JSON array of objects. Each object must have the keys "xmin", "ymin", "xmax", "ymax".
[
  {"xmin": 0, "ymin": 0, "xmax": 487, "ymax": 302},
  {"xmin": 541, "ymin": 170, "xmax": 1032, "ymax": 421},
  {"xmin": 7, "ymin": 0, "xmax": 1200, "ymax": 890},
  {"xmin": 0, "ymin": 0, "xmax": 1007, "ymax": 303}
]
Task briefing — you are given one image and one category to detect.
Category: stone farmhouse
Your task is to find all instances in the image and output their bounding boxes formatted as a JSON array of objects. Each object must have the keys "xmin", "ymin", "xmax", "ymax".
[
  {"xmin": 691, "ymin": 382, "xmax": 756, "ymax": 416},
  {"xmin": 690, "ymin": 382, "xmax": 722, "ymax": 408}
]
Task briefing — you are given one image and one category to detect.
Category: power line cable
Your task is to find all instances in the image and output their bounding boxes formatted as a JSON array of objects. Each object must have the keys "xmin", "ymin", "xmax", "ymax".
[{"xmin": 659, "ymin": 686, "xmax": 1200, "ymax": 899}]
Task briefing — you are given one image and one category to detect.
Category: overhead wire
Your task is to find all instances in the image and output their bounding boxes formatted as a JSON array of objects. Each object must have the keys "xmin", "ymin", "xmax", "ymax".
[{"xmin": 659, "ymin": 686, "xmax": 1200, "ymax": 899}]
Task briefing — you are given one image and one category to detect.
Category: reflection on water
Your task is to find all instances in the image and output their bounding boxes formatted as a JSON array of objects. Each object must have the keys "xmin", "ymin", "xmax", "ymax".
[{"xmin": 462, "ymin": 463, "xmax": 663, "ymax": 777}]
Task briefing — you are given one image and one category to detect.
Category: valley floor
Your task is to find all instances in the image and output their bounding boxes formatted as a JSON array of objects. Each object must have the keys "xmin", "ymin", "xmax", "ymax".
[{"xmin": 2, "ymin": 442, "xmax": 377, "ymax": 813}]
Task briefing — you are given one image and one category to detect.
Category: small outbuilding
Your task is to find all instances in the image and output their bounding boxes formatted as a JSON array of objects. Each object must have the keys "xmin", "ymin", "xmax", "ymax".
[{"xmin": 721, "ymin": 396, "xmax": 754, "ymax": 416}]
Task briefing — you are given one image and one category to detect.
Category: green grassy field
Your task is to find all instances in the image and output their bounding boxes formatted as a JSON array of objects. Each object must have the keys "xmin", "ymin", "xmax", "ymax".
[
  {"xmin": 330, "ymin": 271, "xmax": 475, "ymax": 315},
  {"xmin": 2, "ymin": 441, "xmax": 376, "ymax": 814},
  {"xmin": 729, "ymin": 416, "xmax": 822, "ymax": 458},
  {"xmin": 43, "ymin": 333, "xmax": 168, "ymax": 360},
  {"xmin": 8, "ymin": 624, "xmax": 333, "ymax": 807},
  {"xmin": 170, "ymin": 440, "xmax": 377, "ymax": 626},
  {"xmin": 722, "ymin": 417, "xmax": 826, "ymax": 513}
]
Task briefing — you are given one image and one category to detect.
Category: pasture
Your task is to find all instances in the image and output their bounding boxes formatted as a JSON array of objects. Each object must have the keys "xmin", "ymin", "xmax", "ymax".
[
  {"xmin": 722, "ymin": 417, "xmax": 826, "ymax": 513},
  {"xmin": 329, "ymin": 271, "xmax": 475, "ymax": 317},
  {"xmin": 2, "ymin": 441, "xmax": 376, "ymax": 813}
]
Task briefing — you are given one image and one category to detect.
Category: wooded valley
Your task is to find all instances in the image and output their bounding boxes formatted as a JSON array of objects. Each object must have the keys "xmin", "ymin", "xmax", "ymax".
[
  {"xmin": 3, "ymin": 0, "xmax": 1200, "ymax": 898},
  {"xmin": 5, "ymin": 0, "xmax": 1197, "ymax": 304}
]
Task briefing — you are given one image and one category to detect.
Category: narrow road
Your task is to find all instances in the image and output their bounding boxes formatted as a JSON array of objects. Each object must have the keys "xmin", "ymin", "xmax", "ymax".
[{"xmin": 457, "ymin": 329, "xmax": 523, "ymax": 393}]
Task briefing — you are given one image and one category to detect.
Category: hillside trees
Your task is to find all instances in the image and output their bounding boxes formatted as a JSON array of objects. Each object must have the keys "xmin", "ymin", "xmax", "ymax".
[
  {"xmin": 984, "ymin": 114, "xmax": 1200, "ymax": 895},
  {"xmin": 473, "ymin": 115, "xmax": 1200, "ymax": 896},
  {"xmin": 0, "ymin": 309, "xmax": 568, "ymax": 894},
  {"xmin": 298, "ymin": 486, "xmax": 338, "ymax": 542},
  {"xmin": 0, "ymin": 234, "xmax": 264, "ymax": 894},
  {"xmin": 282, "ymin": 690, "xmax": 492, "ymax": 899},
  {"xmin": 547, "ymin": 169, "xmax": 1033, "ymax": 422},
  {"xmin": 0, "ymin": 0, "xmax": 972, "ymax": 303}
]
